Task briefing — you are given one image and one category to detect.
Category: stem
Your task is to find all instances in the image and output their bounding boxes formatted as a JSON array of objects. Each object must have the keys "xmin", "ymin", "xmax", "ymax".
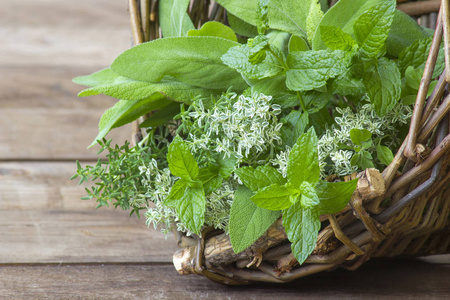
[{"xmin": 297, "ymin": 92, "xmax": 307, "ymax": 112}]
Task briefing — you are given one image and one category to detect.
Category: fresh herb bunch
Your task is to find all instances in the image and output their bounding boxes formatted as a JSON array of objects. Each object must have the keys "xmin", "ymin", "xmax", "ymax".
[{"xmin": 72, "ymin": 0, "xmax": 443, "ymax": 265}]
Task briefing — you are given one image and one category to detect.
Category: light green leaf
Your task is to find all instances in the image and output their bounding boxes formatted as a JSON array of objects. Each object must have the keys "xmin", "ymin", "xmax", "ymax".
[
  {"xmin": 353, "ymin": 1, "xmax": 395, "ymax": 60},
  {"xmin": 159, "ymin": 0, "xmax": 194, "ymax": 38},
  {"xmin": 172, "ymin": 185, "xmax": 206, "ymax": 234},
  {"xmin": 256, "ymin": 0, "xmax": 270, "ymax": 34},
  {"xmin": 315, "ymin": 179, "xmax": 358, "ymax": 214},
  {"xmin": 299, "ymin": 181, "xmax": 319, "ymax": 209},
  {"xmin": 287, "ymin": 127, "xmax": 319, "ymax": 187},
  {"xmin": 111, "ymin": 37, "xmax": 247, "ymax": 90},
  {"xmin": 73, "ymin": 68, "xmax": 122, "ymax": 87},
  {"xmin": 251, "ymin": 184, "xmax": 299, "ymax": 211},
  {"xmin": 139, "ymin": 102, "xmax": 180, "ymax": 128},
  {"xmin": 306, "ymin": 1, "xmax": 324, "ymax": 44},
  {"xmin": 188, "ymin": 21, "xmax": 237, "ymax": 42},
  {"xmin": 363, "ymin": 57, "xmax": 401, "ymax": 116},
  {"xmin": 288, "ymin": 35, "xmax": 310, "ymax": 53},
  {"xmin": 405, "ymin": 66, "xmax": 422, "ymax": 91},
  {"xmin": 229, "ymin": 186, "xmax": 281, "ymax": 253},
  {"xmin": 282, "ymin": 205, "xmax": 320, "ymax": 265},
  {"xmin": 266, "ymin": 30, "xmax": 291, "ymax": 55},
  {"xmin": 320, "ymin": 25, "xmax": 356, "ymax": 52},
  {"xmin": 91, "ymin": 93, "xmax": 168, "ymax": 147},
  {"xmin": 235, "ymin": 165, "xmax": 286, "ymax": 192},
  {"xmin": 286, "ymin": 50, "xmax": 347, "ymax": 91},
  {"xmin": 376, "ymin": 144, "xmax": 394, "ymax": 166},
  {"xmin": 167, "ymin": 135, "xmax": 199, "ymax": 180},
  {"xmin": 165, "ymin": 178, "xmax": 189, "ymax": 206},
  {"xmin": 349, "ymin": 128, "xmax": 372, "ymax": 146},
  {"xmin": 397, "ymin": 37, "xmax": 445, "ymax": 78}
]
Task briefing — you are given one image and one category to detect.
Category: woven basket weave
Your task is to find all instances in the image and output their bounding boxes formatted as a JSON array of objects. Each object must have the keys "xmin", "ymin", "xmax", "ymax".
[{"xmin": 128, "ymin": 0, "xmax": 450, "ymax": 285}]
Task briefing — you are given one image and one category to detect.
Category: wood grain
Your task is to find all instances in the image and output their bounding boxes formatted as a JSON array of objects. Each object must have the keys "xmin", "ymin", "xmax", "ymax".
[
  {"xmin": 0, "ymin": 209, "xmax": 178, "ymax": 264},
  {"xmin": 0, "ymin": 259, "xmax": 449, "ymax": 299}
]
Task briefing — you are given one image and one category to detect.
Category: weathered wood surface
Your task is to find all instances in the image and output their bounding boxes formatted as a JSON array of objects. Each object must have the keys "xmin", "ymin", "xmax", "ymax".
[
  {"xmin": 0, "ymin": 0, "xmax": 449, "ymax": 298},
  {"xmin": 0, "ymin": 259, "xmax": 449, "ymax": 300}
]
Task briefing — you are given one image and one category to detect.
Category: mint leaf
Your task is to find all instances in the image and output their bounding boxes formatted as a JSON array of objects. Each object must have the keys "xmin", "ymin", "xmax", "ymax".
[
  {"xmin": 331, "ymin": 70, "xmax": 365, "ymax": 96},
  {"xmin": 90, "ymin": 94, "xmax": 168, "ymax": 147},
  {"xmin": 229, "ymin": 186, "xmax": 281, "ymax": 253},
  {"xmin": 349, "ymin": 128, "xmax": 372, "ymax": 146},
  {"xmin": 159, "ymin": 0, "xmax": 194, "ymax": 37},
  {"xmin": 280, "ymin": 110, "xmax": 308, "ymax": 147},
  {"xmin": 315, "ymin": 179, "xmax": 358, "ymax": 214},
  {"xmin": 256, "ymin": 0, "xmax": 270, "ymax": 34},
  {"xmin": 353, "ymin": 1, "xmax": 395, "ymax": 60},
  {"xmin": 320, "ymin": 25, "xmax": 356, "ymax": 52},
  {"xmin": 299, "ymin": 181, "xmax": 319, "ymax": 209},
  {"xmin": 288, "ymin": 35, "xmax": 310, "ymax": 53},
  {"xmin": 282, "ymin": 204, "xmax": 320, "ymax": 265},
  {"xmin": 251, "ymin": 184, "xmax": 299, "ymax": 211},
  {"xmin": 173, "ymin": 185, "xmax": 206, "ymax": 234},
  {"xmin": 286, "ymin": 50, "xmax": 347, "ymax": 91},
  {"xmin": 306, "ymin": 1, "xmax": 324, "ymax": 44},
  {"xmin": 216, "ymin": 155, "xmax": 238, "ymax": 179},
  {"xmin": 165, "ymin": 178, "xmax": 188, "ymax": 206},
  {"xmin": 287, "ymin": 128, "xmax": 320, "ymax": 187},
  {"xmin": 235, "ymin": 165, "xmax": 286, "ymax": 192},
  {"xmin": 167, "ymin": 136, "xmax": 199, "ymax": 180},
  {"xmin": 111, "ymin": 37, "xmax": 247, "ymax": 91},
  {"xmin": 376, "ymin": 144, "xmax": 394, "ymax": 166},
  {"xmin": 198, "ymin": 168, "xmax": 222, "ymax": 195},
  {"xmin": 363, "ymin": 57, "xmax": 401, "ymax": 116},
  {"xmin": 188, "ymin": 21, "xmax": 237, "ymax": 42}
]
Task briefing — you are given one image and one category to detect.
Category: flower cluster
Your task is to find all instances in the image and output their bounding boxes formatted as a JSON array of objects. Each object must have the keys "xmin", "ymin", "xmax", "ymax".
[
  {"xmin": 318, "ymin": 102, "xmax": 412, "ymax": 177},
  {"xmin": 183, "ymin": 92, "xmax": 283, "ymax": 164}
]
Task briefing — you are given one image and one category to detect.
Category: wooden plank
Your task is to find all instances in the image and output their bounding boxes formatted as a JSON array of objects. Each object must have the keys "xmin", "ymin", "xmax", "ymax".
[
  {"xmin": 0, "ymin": 209, "xmax": 179, "ymax": 264},
  {"xmin": 0, "ymin": 259, "xmax": 449, "ymax": 299}
]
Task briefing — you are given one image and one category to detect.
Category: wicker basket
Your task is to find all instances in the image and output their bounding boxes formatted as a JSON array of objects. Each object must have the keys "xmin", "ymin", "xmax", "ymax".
[{"xmin": 128, "ymin": 0, "xmax": 450, "ymax": 285}]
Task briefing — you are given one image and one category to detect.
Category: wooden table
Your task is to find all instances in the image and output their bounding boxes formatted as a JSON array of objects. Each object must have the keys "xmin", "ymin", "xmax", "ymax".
[{"xmin": 0, "ymin": 1, "xmax": 448, "ymax": 298}]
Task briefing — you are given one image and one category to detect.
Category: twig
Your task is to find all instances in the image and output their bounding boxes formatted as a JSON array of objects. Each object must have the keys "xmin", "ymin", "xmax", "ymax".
[
  {"xmin": 140, "ymin": 0, "xmax": 150, "ymax": 42},
  {"xmin": 397, "ymin": 0, "xmax": 441, "ymax": 16},
  {"xmin": 442, "ymin": 0, "xmax": 450, "ymax": 82},
  {"xmin": 129, "ymin": 0, "xmax": 144, "ymax": 45},
  {"xmin": 418, "ymin": 93, "xmax": 450, "ymax": 143}
]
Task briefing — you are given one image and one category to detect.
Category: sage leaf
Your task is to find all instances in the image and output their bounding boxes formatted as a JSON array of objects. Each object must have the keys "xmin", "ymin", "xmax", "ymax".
[
  {"xmin": 229, "ymin": 186, "xmax": 281, "ymax": 253},
  {"xmin": 73, "ymin": 68, "xmax": 121, "ymax": 87},
  {"xmin": 287, "ymin": 128, "xmax": 320, "ymax": 187},
  {"xmin": 353, "ymin": 1, "xmax": 395, "ymax": 60},
  {"xmin": 159, "ymin": 0, "xmax": 194, "ymax": 37},
  {"xmin": 315, "ymin": 179, "xmax": 358, "ymax": 214},
  {"xmin": 235, "ymin": 165, "xmax": 286, "ymax": 192},
  {"xmin": 286, "ymin": 50, "xmax": 347, "ymax": 91},
  {"xmin": 139, "ymin": 102, "xmax": 180, "ymax": 128},
  {"xmin": 227, "ymin": 12, "xmax": 258, "ymax": 37},
  {"xmin": 167, "ymin": 135, "xmax": 199, "ymax": 180},
  {"xmin": 251, "ymin": 184, "xmax": 299, "ymax": 211},
  {"xmin": 111, "ymin": 37, "xmax": 247, "ymax": 90},
  {"xmin": 363, "ymin": 57, "xmax": 401, "ymax": 116},
  {"xmin": 282, "ymin": 204, "xmax": 320, "ymax": 265},
  {"xmin": 188, "ymin": 21, "xmax": 237, "ymax": 42}
]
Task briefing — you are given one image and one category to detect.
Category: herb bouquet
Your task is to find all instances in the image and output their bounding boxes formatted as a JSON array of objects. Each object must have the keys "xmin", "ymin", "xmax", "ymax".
[{"xmin": 72, "ymin": 0, "xmax": 450, "ymax": 284}]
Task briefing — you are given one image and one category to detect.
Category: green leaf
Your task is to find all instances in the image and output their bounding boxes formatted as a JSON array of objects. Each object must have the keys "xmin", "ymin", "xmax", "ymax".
[
  {"xmin": 167, "ymin": 136, "xmax": 199, "ymax": 180},
  {"xmin": 198, "ymin": 168, "xmax": 222, "ymax": 195},
  {"xmin": 376, "ymin": 143, "xmax": 394, "ymax": 166},
  {"xmin": 306, "ymin": 1, "xmax": 324, "ymax": 44},
  {"xmin": 222, "ymin": 37, "xmax": 285, "ymax": 80},
  {"xmin": 73, "ymin": 68, "xmax": 122, "ymax": 87},
  {"xmin": 216, "ymin": 155, "xmax": 238, "ymax": 179},
  {"xmin": 330, "ymin": 70, "xmax": 365, "ymax": 96},
  {"xmin": 227, "ymin": 12, "xmax": 258, "ymax": 38},
  {"xmin": 349, "ymin": 128, "xmax": 372, "ymax": 146},
  {"xmin": 111, "ymin": 37, "xmax": 247, "ymax": 91},
  {"xmin": 216, "ymin": 0, "xmax": 314, "ymax": 38},
  {"xmin": 363, "ymin": 57, "xmax": 401, "ymax": 116},
  {"xmin": 172, "ymin": 185, "xmax": 206, "ymax": 235},
  {"xmin": 90, "ymin": 93, "xmax": 168, "ymax": 147},
  {"xmin": 299, "ymin": 181, "xmax": 319, "ymax": 209},
  {"xmin": 235, "ymin": 165, "xmax": 286, "ymax": 192},
  {"xmin": 312, "ymin": 0, "xmax": 384, "ymax": 51},
  {"xmin": 315, "ymin": 179, "xmax": 358, "ymax": 214},
  {"xmin": 405, "ymin": 66, "xmax": 422, "ymax": 91},
  {"xmin": 280, "ymin": 110, "xmax": 308, "ymax": 147},
  {"xmin": 251, "ymin": 184, "xmax": 299, "ymax": 211},
  {"xmin": 282, "ymin": 204, "xmax": 320, "ymax": 265},
  {"xmin": 159, "ymin": 0, "xmax": 194, "ymax": 38},
  {"xmin": 229, "ymin": 186, "xmax": 281, "ymax": 253},
  {"xmin": 188, "ymin": 21, "xmax": 237, "ymax": 42},
  {"xmin": 139, "ymin": 102, "xmax": 180, "ymax": 128},
  {"xmin": 165, "ymin": 178, "xmax": 189, "ymax": 206},
  {"xmin": 320, "ymin": 25, "xmax": 356, "ymax": 52},
  {"xmin": 266, "ymin": 30, "xmax": 291, "ymax": 55},
  {"xmin": 288, "ymin": 35, "xmax": 310, "ymax": 53},
  {"xmin": 251, "ymin": 75, "xmax": 288, "ymax": 98},
  {"xmin": 397, "ymin": 37, "xmax": 445, "ymax": 78},
  {"xmin": 286, "ymin": 50, "xmax": 347, "ymax": 91},
  {"xmin": 256, "ymin": 0, "xmax": 270, "ymax": 34},
  {"xmin": 287, "ymin": 127, "xmax": 320, "ymax": 187},
  {"xmin": 353, "ymin": 1, "xmax": 395, "ymax": 60}
]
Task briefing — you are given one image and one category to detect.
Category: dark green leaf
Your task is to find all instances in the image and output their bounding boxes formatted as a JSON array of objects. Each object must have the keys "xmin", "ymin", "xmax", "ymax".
[
  {"xmin": 315, "ymin": 179, "xmax": 358, "ymax": 214},
  {"xmin": 280, "ymin": 110, "xmax": 308, "ymax": 147},
  {"xmin": 376, "ymin": 144, "xmax": 394, "ymax": 166},
  {"xmin": 229, "ymin": 186, "xmax": 281, "ymax": 253},
  {"xmin": 139, "ymin": 102, "xmax": 180, "ymax": 128},
  {"xmin": 198, "ymin": 168, "xmax": 222, "ymax": 195},
  {"xmin": 227, "ymin": 12, "xmax": 258, "ymax": 38}
]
